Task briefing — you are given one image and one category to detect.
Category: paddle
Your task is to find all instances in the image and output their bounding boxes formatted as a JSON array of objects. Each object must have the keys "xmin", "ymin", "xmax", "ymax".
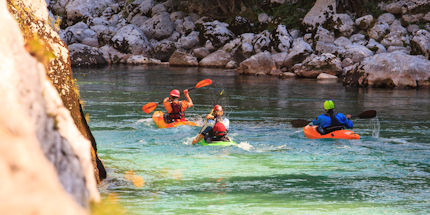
[
  {"xmin": 290, "ymin": 110, "xmax": 377, "ymax": 128},
  {"xmin": 199, "ymin": 89, "xmax": 224, "ymax": 134},
  {"xmin": 141, "ymin": 79, "xmax": 212, "ymax": 114}
]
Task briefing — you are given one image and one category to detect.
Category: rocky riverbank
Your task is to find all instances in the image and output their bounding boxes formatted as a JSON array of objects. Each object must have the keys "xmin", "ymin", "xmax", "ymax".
[
  {"xmin": 49, "ymin": 0, "xmax": 430, "ymax": 88},
  {"xmin": 1, "ymin": 0, "xmax": 106, "ymax": 212}
]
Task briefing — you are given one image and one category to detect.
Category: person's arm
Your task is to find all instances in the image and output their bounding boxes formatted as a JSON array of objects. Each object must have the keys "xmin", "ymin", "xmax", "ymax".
[
  {"xmin": 163, "ymin": 97, "xmax": 172, "ymax": 113},
  {"xmin": 338, "ymin": 113, "xmax": 353, "ymax": 128},
  {"xmin": 184, "ymin": 89, "xmax": 193, "ymax": 108}
]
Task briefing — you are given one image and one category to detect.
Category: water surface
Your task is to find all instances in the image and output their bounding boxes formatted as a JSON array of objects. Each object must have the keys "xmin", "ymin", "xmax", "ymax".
[{"xmin": 75, "ymin": 65, "xmax": 430, "ymax": 214}]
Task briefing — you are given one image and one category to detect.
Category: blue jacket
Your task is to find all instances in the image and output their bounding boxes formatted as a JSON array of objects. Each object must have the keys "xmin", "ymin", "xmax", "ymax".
[{"xmin": 312, "ymin": 113, "xmax": 353, "ymax": 129}]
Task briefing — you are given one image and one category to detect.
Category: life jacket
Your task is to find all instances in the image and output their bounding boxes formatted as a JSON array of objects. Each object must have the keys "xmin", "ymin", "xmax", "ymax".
[
  {"xmin": 320, "ymin": 110, "xmax": 344, "ymax": 134},
  {"xmin": 167, "ymin": 101, "xmax": 185, "ymax": 122},
  {"xmin": 213, "ymin": 121, "xmax": 227, "ymax": 138}
]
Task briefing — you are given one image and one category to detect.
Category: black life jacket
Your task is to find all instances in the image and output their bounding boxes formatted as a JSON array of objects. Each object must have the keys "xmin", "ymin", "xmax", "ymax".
[
  {"xmin": 167, "ymin": 101, "xmax": 184, "ymax": 121},
  {"xmin": 321, "ymin": 110, "xmax": 344, "ymax": 134}
]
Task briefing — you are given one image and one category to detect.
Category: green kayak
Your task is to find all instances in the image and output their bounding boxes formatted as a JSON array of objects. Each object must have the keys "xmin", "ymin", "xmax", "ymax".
[{"xmin": 197, "ymin": 139, "xmax": 237, "ymax": 146}]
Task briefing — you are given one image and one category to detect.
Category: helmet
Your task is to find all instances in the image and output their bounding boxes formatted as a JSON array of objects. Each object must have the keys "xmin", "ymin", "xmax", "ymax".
[
  {"xmin": 170, "ymin": 89, "xmax": 180, "ymax": 98},
  {"xmin": 213, "ymin": 105, "xmax": 223, "ymax": 112},
  {"xmin": 324, "ymin": 100, "xmax": 335, "ymax": 110}
]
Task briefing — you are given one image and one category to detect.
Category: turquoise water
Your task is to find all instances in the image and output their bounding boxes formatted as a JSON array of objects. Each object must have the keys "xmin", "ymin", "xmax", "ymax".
[{"xmin": 75, "ymin": 66, "xmax": 430, "ymax": 214}]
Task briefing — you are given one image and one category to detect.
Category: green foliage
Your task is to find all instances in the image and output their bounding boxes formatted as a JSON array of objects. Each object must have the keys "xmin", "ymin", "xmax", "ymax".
[{"xmin": 362, "ymin": 0, "xmax": 384, "ymax": 18}]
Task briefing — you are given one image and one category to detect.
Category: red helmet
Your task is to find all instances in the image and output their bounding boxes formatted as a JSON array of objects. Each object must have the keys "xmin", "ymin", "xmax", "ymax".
[
  {"xmin": 213, "ymin": 105, "xmax": 223, "ymax": 112},
  {"xmin": 170, "ymin": 89, "xmax": 180, "ymax": 97},
  {"xmin": 213, "ymin": 122, "xmax": 227, "ymax": 133}
]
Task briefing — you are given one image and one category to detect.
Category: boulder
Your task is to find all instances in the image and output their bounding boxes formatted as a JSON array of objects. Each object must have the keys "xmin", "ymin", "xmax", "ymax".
[
  {"xmin": 192, "ymin": 47, "xmax": 210, "ymax": 60},
  {"xmin": 387, "ymin": 46, "xmax": 411, "ymax": 54},
  {"xmin": 407, "ymin": 24, "xmax": 420, "ymax": 34},
  {"xmin": 270, "ymin": 25, "xmax": 293, "ymax": 52},
  {"xmin": 355, "ymin": 15, "xmax": 374, "ymax": 30},
  {"xmin": 333, "ymin": 13, "xmax": 354, "ymax": 37},
  {"xmin": 411, "ymin": 29, "xmax": 430, "ymax": 59},
  {"xmin": 258, "ymin": 13, "xmax": 270, "ymax": 23},
  {"xmin": 289, "ymin": 29, "xmax": 300, "ymax": 39},
  {"xmin": 272, "ymin": 52, "xmax": 288, "ymax": 67},
  {"xmin": 368, "ymin": 22, "xmax": 390, "ymax": 41},
  {"xmin": 126, "ymin": 55, "xmax": 162, "ymax": 64},
  {"xmin": 99, "ymin": 45, "xmax": 126, "ymax": 64},
  {"xmin": 176, "ymin": 31, "xmax": 199, "ymax": 50},
  {"xmin": 130, "ymin": 15, "xmax": 149, "ymax": 27},
  {"xmin": 237, "ymin": 51, "xmax": 275, "ymax": 75},
  {"xmin": 169, "ymin": 50, "xmax": 198, "ymax": 66},
  {"xmin": 151, "ymin": 3, "xmax": 166, "ymax": 16},
  {"xmin": 280, "ymin": 72, "xmax": 296, "ymax": 78},
  {"xmin": 315, "ymin": 41, "xmax": 343, "ymax": 55},
  {"xmin": 384, "ymin": 1, "xmax": 403, "ymax": 14},
  {"xmin": 293, "ymin": 53, "xmax": 342, "ymax": 78},
  {"xmin": 343, "ymin": 52, "xmax": 430, "ymax": 88},
  {"xmin": 381, "ymin": 20, "xmax": 410, "ymax": 47},
  {"xmin": 170, "ymin": 11, "xmax": 185, "ymax": 22},
  {"xmin": 132, "ymin": 0, "xmax": 153, "ymax": 16},
  {"xmin": 64, "ymin": 0, "xmax": 110, "ymax": 25},
  {"xmin": 150, "ymin": 39, "xmax": 176, "ymax": 61},
  {"xmin": 334, "ymin": 36, "xmax": 352, "ymax": 47},
  {"xmin": 226, "ymin": 60, "xmax": 238, "ymax": 69},
  {"xmin": 314, "ymin": 26, "xmax": 334, "ymax": 43},
  {"xmin": 111, "ymin": 24, "xmax": 150, "ymax": 55},
  {"xmin": 342, "ymin": 44, "xmax": 373, "ymax": 63},
  {"xmin": 317, "ymin": 73, "xmax": 338, "ymax": 79},
  {"xmin": 68, "ymin": 44, "xmax": 106, "ymax": 67},
  {"xmin": 140, "ymin": 12, "xmax": 174, "ymax": 40},
  {"xmin": 350, "ymin": 33, "xmax": 367, "ymax": 46},
  {"xmin": 377, "ymin": 13, "xmax": 396, "ymax": 25},
  {"xmin": 252, "ymin": 30, "xmax": 271, "ymax": 53},
  {"xmin": 283, "ymin": 38, "xmax": 313, "ymax": 67},
  {"xmin": 302, "ymin": 0, "xmax": 336, "ymax": 32},
  {"xmin": 60, "ymin": 22, "xmax": 96, "ymax": 45},
  {"xmin": 90, "ymin": 24, "xmax": 117, "ymax": 46},
  {"xmin": 366, "ymin": 39, "xmax": 387, "ymax": 54},
  {"xmin": 199, "ymin": 50, "xmax": 231, "ymax": 67},
  {"xmin": 402, "ymin": 13, "xmax": 424, "ymax": 24},
  {"xmin": 196, "ymin": 20, "xmax": 234, "ymax": 49}
]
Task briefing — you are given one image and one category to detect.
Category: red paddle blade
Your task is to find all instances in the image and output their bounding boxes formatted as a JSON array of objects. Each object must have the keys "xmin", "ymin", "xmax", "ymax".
[
  {"xmin": 142, "ymin": 102, "xmax": 158, "ymax": 114},
  {"xmin": 357, "ymin": 110, "xmax": 377, "ymax": 119},
  {"xmin": 194, "ymin": 79, "xmax": 212, "ymax": 89}
]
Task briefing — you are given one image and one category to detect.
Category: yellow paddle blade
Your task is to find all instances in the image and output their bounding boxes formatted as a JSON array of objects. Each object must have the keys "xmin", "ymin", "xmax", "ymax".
[
  {"xmin": 194, "ymin": 79, "xmax": 212, "ymax": 89},
  {"xmin": 142, "ymin": 102, "xmax": 158, "ymax": 114}
]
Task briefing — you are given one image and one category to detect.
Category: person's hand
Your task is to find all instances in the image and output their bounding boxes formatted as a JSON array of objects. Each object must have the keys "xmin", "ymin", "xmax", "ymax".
[
  {"xmin": 346, "ymin": 114, "xmax": 351, "ymax": 119},
  {"xmin": 163, "ymin": 97, "xmax": 170, "ymax": 103},
  {"xmin": 206, "ymin": 114, "xmax": 214, "ymax": 120},
  {"xmin": 184, "ymin": 89, "xmax": 189, "ymax": 95}
]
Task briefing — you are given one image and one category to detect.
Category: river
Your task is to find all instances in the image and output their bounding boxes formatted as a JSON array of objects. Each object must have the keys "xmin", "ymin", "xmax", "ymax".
[{"xmin": 75, "ymin": 65, "xmax": 430, "ymax": 214}]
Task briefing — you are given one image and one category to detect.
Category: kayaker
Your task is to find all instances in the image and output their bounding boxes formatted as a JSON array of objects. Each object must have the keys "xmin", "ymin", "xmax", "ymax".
[
  {"xmin": 192, "ymin": 105, "xmax": 230, "ymax": 144},
  {"xmin": 163, "ymin": 89, "xmax": 193, "ymax": 123},
  {"xmin": 313, "ymin": 100, "xmax": 353, "ymax": 134}
]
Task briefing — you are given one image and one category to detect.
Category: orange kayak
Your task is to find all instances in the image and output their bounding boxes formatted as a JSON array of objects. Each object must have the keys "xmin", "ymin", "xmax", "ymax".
[
  {"xmin": 303, "ymin": 125, "xmax": 360, "ymax": 139},
  {"xmin": 152, "ymin": 111, "xmax": 198, "ymax": 128}
]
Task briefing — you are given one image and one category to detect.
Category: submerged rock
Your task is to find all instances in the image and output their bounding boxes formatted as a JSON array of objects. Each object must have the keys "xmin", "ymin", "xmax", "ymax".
[{"xmin": 199, "ymin": 50, "xmax": 231, "ymax": 68}]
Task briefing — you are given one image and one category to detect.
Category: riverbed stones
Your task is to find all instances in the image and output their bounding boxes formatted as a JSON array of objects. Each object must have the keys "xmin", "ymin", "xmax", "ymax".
[
  {"xmin": 99, "ymin": 45, "xmax": 126, "ymax": 64},
  {"xmin": 127, "ymin": 55, "xmax": 162, "ymax": 64},
  {"xmin": 368, "ymin": 21, "xmax": 390, "ymax": 41},
  {"xmin": 366, "ymin": 39, "xmax": 387, "ymax": 54},
  {"xmin": 237, "ymin": 51, "xmax": 275, "ymax": 75},
  {"xmin": 169, "ymin": 50, "xmax": 198, "ymax": 66},
  {"xmin": 317, "ymin": 73, "xmax": 338, "ymax": 79},
  {"xmin": 192, "ymin": 47, "xmax": 210, "ymax": 60}
]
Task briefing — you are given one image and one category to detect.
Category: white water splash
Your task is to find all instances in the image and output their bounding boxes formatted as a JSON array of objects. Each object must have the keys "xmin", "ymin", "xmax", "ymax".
[
  {"xmin": 136, "ymin": 118, "xmax": 154, "ymax": 127},
  {"xmin": 237, "ymin": 141, "xmax": 254, "ymax": 151},
  {"xmin": 181, "ymin": 136, "xmax": 196, "ymax": 145},
  {"xmin": 370, "ymin": 117, "xmax": 380, "ymax": 138}
]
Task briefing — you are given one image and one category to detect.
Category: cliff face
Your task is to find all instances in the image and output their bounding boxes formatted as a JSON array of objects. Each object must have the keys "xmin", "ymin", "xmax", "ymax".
[
  {"xmin": 0, "ymin": 0, "xmax": 97, "ymax": 212},
  {"xmin": 7, "ymin": 0, "xmax": 106, "ymax": 182}
]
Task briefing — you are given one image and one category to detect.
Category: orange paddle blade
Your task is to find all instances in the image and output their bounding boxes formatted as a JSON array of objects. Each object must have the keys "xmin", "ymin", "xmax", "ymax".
[
  {"xmin": 195, "ymin": 79, "xmax": 212, "ymax": 89},
  {"xmin": 142, "ymin": 102, "xmax": 158, "ymax": 114}
]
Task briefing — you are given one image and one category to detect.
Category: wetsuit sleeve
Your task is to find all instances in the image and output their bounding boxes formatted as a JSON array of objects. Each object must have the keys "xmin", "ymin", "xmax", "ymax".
[
  {"xmin": 163, "ymin": 100, "xmax": 172, "ymax": 113},
  {"xmin": 337, "ymin": 113, "xmax": 353, "ymax": 128}
]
